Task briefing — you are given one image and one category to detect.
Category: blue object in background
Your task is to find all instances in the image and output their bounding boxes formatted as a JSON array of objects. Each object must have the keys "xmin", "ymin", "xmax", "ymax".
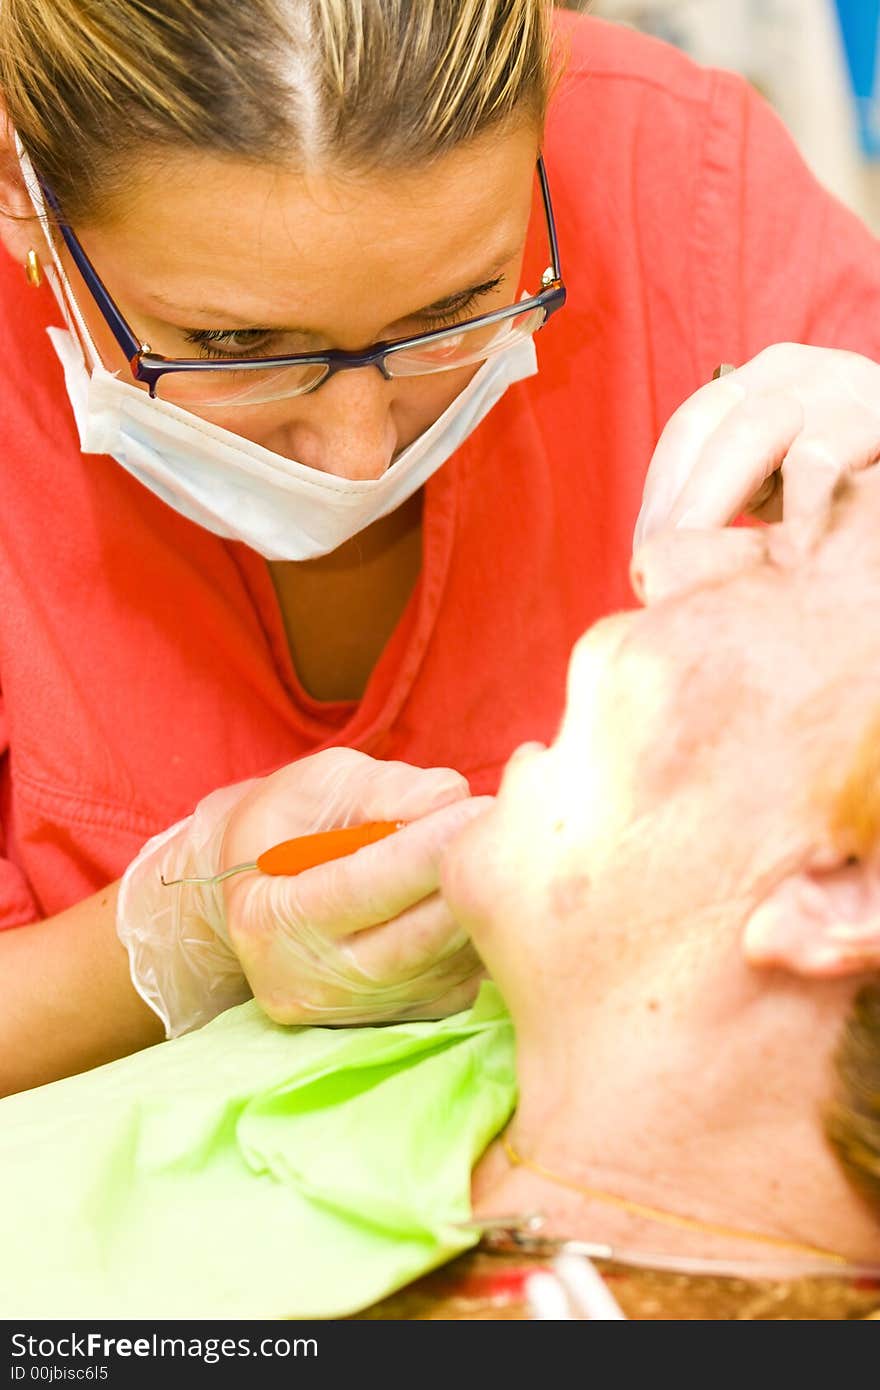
[{"xmin": 833, "ymin": 0, "xmax": 880, "ymax": 158}]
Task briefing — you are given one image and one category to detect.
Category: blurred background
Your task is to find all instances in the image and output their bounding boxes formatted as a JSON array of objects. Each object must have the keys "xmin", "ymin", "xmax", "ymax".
[{"xmin": 564, "ymin": 1, "xmax": 880, "ymax": 231}]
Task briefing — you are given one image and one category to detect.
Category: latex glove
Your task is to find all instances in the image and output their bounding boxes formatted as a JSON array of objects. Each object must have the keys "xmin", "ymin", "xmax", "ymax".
[
  {"xmin": 118, "ymin": 748, "xmax": 491, "ymax": 1036},
  {"xmin": 219, "ymin": 749, "xmax": 492, "ymax": 1026},
  {"xmin": 633, "ymin": 344, "xmax": 880, "ymax": 551}
]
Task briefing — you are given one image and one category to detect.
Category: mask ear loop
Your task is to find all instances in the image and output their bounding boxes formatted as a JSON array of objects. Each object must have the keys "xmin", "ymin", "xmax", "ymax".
[{"xmin": 14, "ymin": 132, "xmax": 104, "ymax": 374}]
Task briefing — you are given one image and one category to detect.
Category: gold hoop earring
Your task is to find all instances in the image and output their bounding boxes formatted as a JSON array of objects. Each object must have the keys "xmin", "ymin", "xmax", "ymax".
[{"xmin": 25, "ymin": 249, "xmax": 43, "ymax": 288}]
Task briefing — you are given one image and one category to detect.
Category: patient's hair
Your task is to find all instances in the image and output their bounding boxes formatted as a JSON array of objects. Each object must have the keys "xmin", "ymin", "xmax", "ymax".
[
  {"xmin": 826, "ymin": 983, "xmax": 880, "ymax": 1212},
  {"xmin": 824, "ymin": 713, "xmax": 880, "ymax": 1212},
  {"xmin": 828, "ymin": 711, "xmax": 880, "ymax": 862},
  {"xmin": 1, "ymin": 0, "xmax": 553, "ymax": 223}
]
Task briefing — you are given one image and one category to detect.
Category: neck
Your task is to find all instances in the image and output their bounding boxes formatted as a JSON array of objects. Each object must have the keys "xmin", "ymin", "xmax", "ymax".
[
  {"xmin": 268, "ymin": 492, "xmax": 423, "ymax": 701},
  {"xmin": 473, "ymin": 922, "xmax": 879, "ymax": 1265}
]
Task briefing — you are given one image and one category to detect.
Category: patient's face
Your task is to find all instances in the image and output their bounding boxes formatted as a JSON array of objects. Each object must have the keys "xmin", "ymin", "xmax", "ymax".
[{"xmin": 443, "ymin": 482, "xmax": 880, "ymax": 1047}]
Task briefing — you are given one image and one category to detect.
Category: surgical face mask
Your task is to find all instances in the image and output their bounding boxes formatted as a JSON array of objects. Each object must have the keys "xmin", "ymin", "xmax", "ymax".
[
  {"xmin": 20, "ymin": 143, "xmax": 538, "ymax": 561},
  {"xmin": 48, "ymin": 326, "xmax": 538, "ymax": 561}
]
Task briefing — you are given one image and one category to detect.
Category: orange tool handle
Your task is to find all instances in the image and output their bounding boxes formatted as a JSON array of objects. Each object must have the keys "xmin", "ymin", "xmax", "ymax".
[{"xmin": 254, "ymin": 820, "xmax": 406, "ymax": 876}]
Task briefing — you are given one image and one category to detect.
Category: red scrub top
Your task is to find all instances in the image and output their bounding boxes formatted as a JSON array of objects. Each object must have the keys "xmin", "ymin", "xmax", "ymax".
[{"xmin": 3, "ymin": 12, "xmax": 880, "ymax": 926}]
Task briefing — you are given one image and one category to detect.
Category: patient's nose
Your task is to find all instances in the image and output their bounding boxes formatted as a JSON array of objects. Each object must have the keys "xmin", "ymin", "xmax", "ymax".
[{"xmin": 561, "ymin": 612, "xmax": 640, "ymax": 740}]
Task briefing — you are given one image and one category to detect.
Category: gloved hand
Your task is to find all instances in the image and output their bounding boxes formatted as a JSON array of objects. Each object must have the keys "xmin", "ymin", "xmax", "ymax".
[
  {"xmin": 633, "ymin": 344, "xmax": 880, "ymax": 550},
  {"xmin": 117, "ymin": 748, "xmax": 492, "ymax": 1036}
]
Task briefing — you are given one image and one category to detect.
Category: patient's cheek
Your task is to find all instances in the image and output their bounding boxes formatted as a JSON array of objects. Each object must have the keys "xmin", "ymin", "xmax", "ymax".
[{"xmin": 548, "ymin": 873, "xmax": 592, "ymax": 919}]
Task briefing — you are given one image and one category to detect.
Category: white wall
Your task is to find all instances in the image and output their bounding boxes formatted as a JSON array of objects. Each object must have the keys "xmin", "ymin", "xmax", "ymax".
[{"xmin": 587, "ymin": 0, "xmax": 880, "ymax": 231}]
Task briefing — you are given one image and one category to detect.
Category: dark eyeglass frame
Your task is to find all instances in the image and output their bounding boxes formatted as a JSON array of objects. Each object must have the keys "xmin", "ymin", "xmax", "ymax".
[{"xmin": 38, "ymin": 157, "xmax": 566, "ymax": 400}]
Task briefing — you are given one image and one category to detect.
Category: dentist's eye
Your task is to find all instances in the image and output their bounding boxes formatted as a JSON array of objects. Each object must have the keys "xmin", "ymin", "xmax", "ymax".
[
  {"xmin": 420, "ymin": 291, "xmax": 484, "ymax": 329},
  {"xmin": 183, "ymin": 328, "xmax": 278, "ymax": 359},
  {"xmin": 417, "ymin": 276, "xmax": 505, "ymax": 330}
]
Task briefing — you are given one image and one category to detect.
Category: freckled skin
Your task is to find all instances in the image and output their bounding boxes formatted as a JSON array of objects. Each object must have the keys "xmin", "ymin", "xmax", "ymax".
[{"xmin": 2, "ymin": 125, "xmax": 540, "ymax": 477}]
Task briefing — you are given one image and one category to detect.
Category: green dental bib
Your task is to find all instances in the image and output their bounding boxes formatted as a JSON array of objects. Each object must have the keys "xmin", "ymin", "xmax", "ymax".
[{"xmin": 0, "ymin": 983, "xmax": 515, "ymax": 1318}]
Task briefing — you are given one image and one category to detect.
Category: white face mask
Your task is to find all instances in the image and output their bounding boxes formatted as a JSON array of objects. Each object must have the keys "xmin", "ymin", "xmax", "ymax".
[
  {"xmin": 48, "ymin": 327, "xmax": 537, "ymax": 561},
  {"xmin": 20, "ymin": 141, "xmax": 538, "ymax": 561}
]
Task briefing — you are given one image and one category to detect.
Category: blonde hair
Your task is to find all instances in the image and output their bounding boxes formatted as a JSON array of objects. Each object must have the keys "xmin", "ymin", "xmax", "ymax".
[
  {"xmin": 820, "ymin": 710, "xmax": 880, "ymax": 1212},
  {"xmin": 826, "ymin": 983, "xmax": 880, "ymax": 1213},
  {"xmin": 1, "ymin": 0, "xmax": 554, "ymax": 222}
]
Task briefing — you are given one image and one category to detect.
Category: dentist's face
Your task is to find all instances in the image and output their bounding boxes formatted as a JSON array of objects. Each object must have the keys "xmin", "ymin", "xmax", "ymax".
[{"xmin": 40, "ymin": 123, "xmax": 539, "ymax": 479}]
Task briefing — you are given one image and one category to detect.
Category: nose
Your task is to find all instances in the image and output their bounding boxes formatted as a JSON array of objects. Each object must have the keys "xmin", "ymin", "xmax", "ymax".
[
  {"xmin": 564, "ymin": 613, "xmax": 639, "ymax": 722},
  {"xmin": 265, "ymin": 364, "xmax": 399, "ymax": 480}
]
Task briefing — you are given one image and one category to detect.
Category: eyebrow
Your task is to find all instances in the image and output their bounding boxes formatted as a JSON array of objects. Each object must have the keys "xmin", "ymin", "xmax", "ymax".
[{"xmin": 146, "ymin": 267, "xmax": 511, "ymax": 333}]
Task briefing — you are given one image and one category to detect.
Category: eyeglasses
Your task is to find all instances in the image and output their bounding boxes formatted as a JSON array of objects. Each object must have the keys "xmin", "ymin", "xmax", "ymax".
[{"xmin": 39, "ymin": 158, "xmax": 566, "ymax": 409}]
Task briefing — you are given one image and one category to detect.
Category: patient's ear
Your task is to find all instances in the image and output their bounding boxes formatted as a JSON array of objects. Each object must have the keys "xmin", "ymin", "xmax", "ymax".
[
  {"xmin": 631, "ymin": 527, "xmax": 767, "ymax": 606},
  {"xmin": 744, "ymin": 857, "xmax": 880, "ymax": 977}
]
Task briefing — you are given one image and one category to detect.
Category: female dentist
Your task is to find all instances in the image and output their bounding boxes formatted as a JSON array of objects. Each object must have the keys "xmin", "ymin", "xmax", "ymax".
[{"xmin": 1, "ymin": 0, "xmax": 879, "ymax": 1095}]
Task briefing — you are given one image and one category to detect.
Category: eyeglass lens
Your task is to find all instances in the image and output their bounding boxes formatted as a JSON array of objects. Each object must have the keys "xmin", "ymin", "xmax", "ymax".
[{"xmin": 152, "ymin": 304, "xmax": 547, "ymax": 408}]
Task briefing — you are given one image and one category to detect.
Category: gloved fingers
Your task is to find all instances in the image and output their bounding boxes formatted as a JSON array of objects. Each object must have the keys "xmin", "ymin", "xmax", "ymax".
[
  {"xmin": 635, "ymin": 345, "xmax": 880, "ymax": 551},
  {"xmin": 306, "ymin": 752, "xmax": 473, "ymax": 829},
  {"xmin": 235, "ymin": 890, "xmax": 482, "ymax": 1022},
  {"xmin": 220, "ymin": 752, "xmax": 471, "ymax": 873},
  {"xmin": 271, "ymin": 966, "xmax": 486, "ymax": 1027},
  {"xmin": 118, "ymin": 779, "xmax": 264, "ymax": 1036},
  {"xmin": 780, "ymin": 408, "xmax": 880, "ymax": 522},
  {"xmin": 185, "ymin": 778, "xmax": 265, "ymax": 863},
  {"xmin": 652, "ymin": 378, "xmax": 879, "ymax": 533},
  {"xmin": 631, "ymin": 526, "xmax": 768, "ymax": 607},
  {"xmin": 339, "ymin": 890, "xmax": 474, "ymax": 984},
  {"xmin": 633, "ymin": 373, "xmax": 746, "ymax": 549},
  {"xmin": 231, "ymin": 795, "xmax": 495, "ymax": 942},
  {"xmin": 278, "ymin": 795, "xmax": 494, "ymax": 938},
  {"xmin": 391, "ymin": 969, "xmax": 487, "ymax": 1021},
  {"xmin": 654, "ymin": 388, "xmax": 805, "ymax": 533},
  {"xmin": 316, "ymin": 949, "xmax": 484, "ymax": 1019}
]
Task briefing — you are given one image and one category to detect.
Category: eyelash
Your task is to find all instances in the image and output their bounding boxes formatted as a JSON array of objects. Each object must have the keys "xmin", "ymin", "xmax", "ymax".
[
  {"xmin": 422, "ymin": 279, "xmax": 504, "ymax": 328},
  {"xmin": 182, "ymin": 277, "xmax": 506, "ymax": 360},
  {"xmin": 183, "ymin": 328, "xmax": 276, "ymax": 360}
]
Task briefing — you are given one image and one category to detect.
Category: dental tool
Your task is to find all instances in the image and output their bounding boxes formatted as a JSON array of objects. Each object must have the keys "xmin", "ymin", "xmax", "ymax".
[{"xmin": 161, "ymin": 820, "xmax": 406, "ymax": 887}]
